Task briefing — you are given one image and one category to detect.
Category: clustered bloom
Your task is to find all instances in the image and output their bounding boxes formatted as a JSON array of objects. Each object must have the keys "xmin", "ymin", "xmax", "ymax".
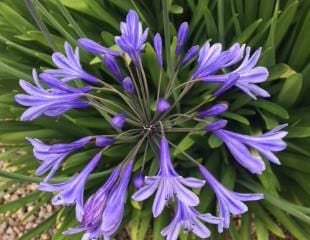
[{"xmin": 15, "ymin": 9, "xmax": 287, "ymax": 240}]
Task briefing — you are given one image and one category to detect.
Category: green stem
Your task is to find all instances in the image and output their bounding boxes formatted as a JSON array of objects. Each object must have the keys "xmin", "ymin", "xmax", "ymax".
[
  {"xmin": 162, "ymin": 0, "xmax": 172, "ymax": 78},
  {"xmin": 0, "ymin": 169, "xmax": 112, "ymax": 184}
]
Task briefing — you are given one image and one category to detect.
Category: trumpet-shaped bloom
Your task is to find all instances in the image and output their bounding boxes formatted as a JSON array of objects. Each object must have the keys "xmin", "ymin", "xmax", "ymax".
[
  {"xmin": 64, "ymin": 166, "xmax": 122, "ymax": 239},
  {"xmin": 206, "ymin": 120, "xmax": 288, "ymax": 174},
  {"xmin": 38, "ymin": 152, "xmax": 103, "ymax": 221},
  {"xmin": 78, "ymin": 38, "xmax": 120, "ymax": 56},
  {"xmin": 27, "ymin": 136, "xmax": 92, "ymax": 182},
  {"xmin": 194, "ymin": 43, "xmax": 270, "ymax": 99},
  {"xmin": 100, "ymin": 161, "xmax": 133, "ymax": 237},
  {"xmin": 199, "ymin": 165, "xmax": 263, "ymax": 232},
  {"xmin": 132, "ymin": 137, "xmax": 205, "ymax": 217},
  {"xmin": 115, "ymin": 10, "xmax": 149, "ymax": 64},
  {"xmin": 161, "ymin": 201, "xmax": 222, "ymax": 240},
  {"xmin": 15, "ymin": 70, "xmax": 91, "ymax": 121},
  {"xmin": 194, "ymin": 43, "xmax": 269, "ymax": 98},
  {"xmin": 44, "ymin": 42, "xmax": 98, "ymax": 83}
]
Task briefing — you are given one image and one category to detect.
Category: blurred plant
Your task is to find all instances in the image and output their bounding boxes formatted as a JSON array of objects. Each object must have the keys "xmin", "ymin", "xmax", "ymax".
[{"xmin": 0, "ymin": 0, "xmax": 309, "ymax": 240}]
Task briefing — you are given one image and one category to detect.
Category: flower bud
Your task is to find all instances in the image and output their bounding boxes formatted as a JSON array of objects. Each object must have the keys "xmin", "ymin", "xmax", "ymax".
[
  {"xmin": 95, "ymin": 136, "xmax": 115, "ymax": 147},
  {"xmin": 111, "ymin": 113, "xmax": 126, "ymax": 129},
  {"xmin": 133, "ymin": 172, "xmax": 145, "ymax": 189},
  {"xmin": 122, "ymin": 77, "xmax": 135, "ymax": 94},
  {"xmin": 156, "ymin": 98, "xmax": 171, "ymax": 113},
  {"xmin": 198, "ymin": 103, "xmax": 228, "ymax": 118}
]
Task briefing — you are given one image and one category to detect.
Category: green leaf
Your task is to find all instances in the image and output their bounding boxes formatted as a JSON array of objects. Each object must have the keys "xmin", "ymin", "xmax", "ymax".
[
  {"xmin": 153, "ymin": 211, "xmax": 169, "ymax": 240},
  {"xmin": 277, "ymin": 73, "xmax": 303, "ymax": 108},
  {"xmin": 255, "ymin": 217, "xmax": 269, "ymax": 240},
  {"xmin": 59, "ymin": 0, "xmax": 119, "ymax": 30},
  {"xmin": 169, "ymin": 5, "xmax": 183, "ymax": 14},
  {"xmin": 0, "ymin": 2, "xmax": 34, "ymax": 33},
  {"xmin": 250, "ymin": 99, "xmax": 289, "ymax": 119},
  {"xmin": 287, "ymin": 127, "xmax": 310, "ymax": 138},
  {"xmin": 222, "ymin": 112, "xmax": 250, "ymax": 125},
  {"xmin": 208, "ymin": 134, "xmax": 223, "ymax": 148},
  {"xmin": 268, "ymin": 63, "xmax": 296, "ymax": 81},
  {"xmin": 234, "ymin": 19, "xmax": 262, "ymax": 43},
  {"xmin": 275, "ymin": 0, "xmax": 299, "ymax": 46}
]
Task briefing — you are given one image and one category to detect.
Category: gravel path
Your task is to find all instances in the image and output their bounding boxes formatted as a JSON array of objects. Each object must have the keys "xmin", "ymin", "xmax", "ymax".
[{"xmin": 0, "ymin": 183, "xmax": 55, "ymax": 240}]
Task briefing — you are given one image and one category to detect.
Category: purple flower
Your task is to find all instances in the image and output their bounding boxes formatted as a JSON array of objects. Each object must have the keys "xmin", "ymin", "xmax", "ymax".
[
  {"xmin": 103, "ymin": 54, "xmax": 123, "ymax": 82},
  {"xmin": 132, "ymin": 137, "xmax": 205, "ymax": 217},
  {"xmin": 27, "ymin": 136, "xmax": 92, "ymax": 182},
  {"xmin": 115, "ymin": 10, "xmax": 149, "ymax": 64},
  {"xmin": 44, "ymin": 42, "xmax": 97, "ymax": 83},
  {"xmin": 198, "ymin": 103, "xmax": 228, "ymax": 118},
  {"xmin": 64, "ymin": 166, "xmax": 122, "ymax": 239},
  {"xmin": 161, "ymin": 201, "xmax": 222, "ymax": 240},
  {"xmin": 78, "ymin": 38, "xmax": 120, "ymax": 56},
  {"xmin": 206, "ymin": 120, "xmax": 288, "ymax": 174},
  {"xmin": 122, "ymin": 77, "xmax": 135, "ymax": 94},
  {"xmin": 195, "ymin": 43, "xmax": 269, "ymax": 99},
  {"xmin": 38, "ymin": 152, "xmax": 103, "ymax": 221},
  {"xmin": 154, "ymin": 33, "xmax": 163, "ymax": 67},
  {"xmin": 193, "ymin": 42, "xmax": 244, "ymax": 79},
  {"xmin": 100, "ymin": 161, "xmax": 133, "ymax": 237},
  {"xmin": 156, "ymin": 98, "xmax": 171, "ymax": 113},
  {"xmin": 199, "ymin": 165, "xmax": 263, "ymax": 232},
  {"xmin": 180, "ymin": 45, "xmax": 199, "ymax": 66},
  {"xmin": 133, "ymin": 172, "xmax": 145, "ymax": 189},
  {"xmin": 15, "ymin": 70, "xmax": 91, "ymax": 121},
  {"xmin": 111, "ymin": 113, "xmax": 126, "ymax": 129},
  {"xmin": 176, "ymin": 22, "xmax": 189, "ymax": 56},
  {"xmin": 95, "ymin": 136, "xmax": 115, "ymax": 148}
]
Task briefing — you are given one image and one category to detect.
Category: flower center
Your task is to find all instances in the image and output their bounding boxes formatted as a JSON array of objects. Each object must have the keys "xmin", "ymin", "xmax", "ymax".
[{"xmin": 143, "ymin": 123, "xmax": 158, "ymax": 135}]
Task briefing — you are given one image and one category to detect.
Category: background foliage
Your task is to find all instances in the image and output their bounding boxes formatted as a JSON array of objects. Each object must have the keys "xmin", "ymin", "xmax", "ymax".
[{"xmin": 0, "ymin": 0, "xmax": 309, "ymax": 239}]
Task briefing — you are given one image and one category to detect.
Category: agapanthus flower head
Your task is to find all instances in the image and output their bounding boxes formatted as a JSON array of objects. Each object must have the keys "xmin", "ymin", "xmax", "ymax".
[
  {"xmin": 15, "ymin": 69, "xmax": 91, "ymax": 121},
  {"xmin": 115, "ymin": 10, "xmax": 149, "ymax": 64},
  {"xmin": 132, "ymin": 137, "xmax": 205, "ymax": 217},
  {"xmin": 206, "ymin": 120, "xmax": 288, "ymax": 174},
  {"xmin": 38, "ymin": 152, "xmax": 102, "ymax": 221},
  {"xmin": 44, "ymin": 42, "xmax": 98, "ymax": 83},
  {"xmin": 199, "ymin": 165, "xmax": 264, "ymax": 232},
  {"xmin": 27, "ymin": 136, "xmax": 91, "ymax": 182},
  {"xmin": 161, "ymin": 201, "xmax": 222, "ymax": 240},
  {"xmin": 15, "ymin": 9, "xmax": 288, "ymax": 240}
]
